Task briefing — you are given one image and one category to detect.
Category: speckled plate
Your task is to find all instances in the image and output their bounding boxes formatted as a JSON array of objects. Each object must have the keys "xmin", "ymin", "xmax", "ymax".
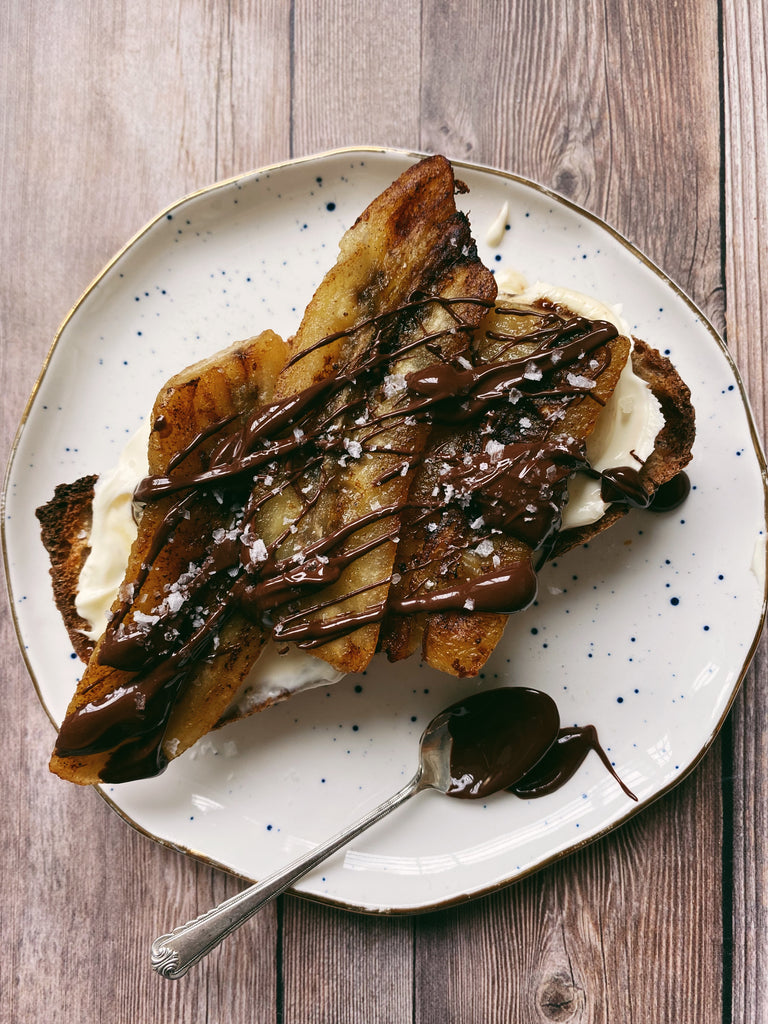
[{"xmin": 4, "ymin": 147, "xmax": 767, "ymax": 913}]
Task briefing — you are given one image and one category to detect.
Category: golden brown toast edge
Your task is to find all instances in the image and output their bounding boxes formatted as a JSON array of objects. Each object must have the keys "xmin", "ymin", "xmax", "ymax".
[{"xmin": 35, "ymin": 475, "xmax": 97, "ymax": 664}]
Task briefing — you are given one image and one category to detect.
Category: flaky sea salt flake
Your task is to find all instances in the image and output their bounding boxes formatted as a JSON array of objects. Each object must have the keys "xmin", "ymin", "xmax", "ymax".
[
  {"xmin": 133, "ymin": 610, "xmax": 159, "ymax": 626},
  {"xmin": 383, "ymin": 373, "xmax": 407, "ymax": 399},
  {"xmin": 249, "ymin": 537, "xmax": 268, "ymax": 563},
  {"xmin": 567, "ymin": 372, "xmax": 596, "ymax": 389}
]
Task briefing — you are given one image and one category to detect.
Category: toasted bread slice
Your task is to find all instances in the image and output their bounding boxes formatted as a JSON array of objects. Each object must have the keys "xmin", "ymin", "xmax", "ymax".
[{"xmin": 39, "ymin": 327, "xmax": 694, "ymax": 774}]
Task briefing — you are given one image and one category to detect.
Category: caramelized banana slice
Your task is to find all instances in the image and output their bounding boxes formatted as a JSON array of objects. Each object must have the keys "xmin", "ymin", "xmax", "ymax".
[
  {"xmin": 380, "ymin": 298, "xmax": 630, "ymax": 676},
  {"xmin": 242, "ymin": 155, "xmax": 496, "ymax": 671},
  {"xmin": 50, "ymin": 331, "xmax": 286, "ymax": 784}
]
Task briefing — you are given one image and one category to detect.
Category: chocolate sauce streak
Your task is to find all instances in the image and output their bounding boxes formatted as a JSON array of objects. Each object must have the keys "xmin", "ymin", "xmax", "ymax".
[
  {"xmin": 438, "ymin": 687, "xmax": 636, "ymax": 802},
  {"xmin": 509, "ymin": 724, "xmax": 637, "ymax": 801},
  {"xmin": 54, "ymin": 293, "xmax": 684, "ymax": 781}
]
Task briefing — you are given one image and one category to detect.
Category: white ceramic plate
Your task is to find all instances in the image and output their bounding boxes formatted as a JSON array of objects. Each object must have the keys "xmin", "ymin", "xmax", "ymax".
[{"xmin": 5, "ymin": 147, "xmax": 767, "ymax": 913}]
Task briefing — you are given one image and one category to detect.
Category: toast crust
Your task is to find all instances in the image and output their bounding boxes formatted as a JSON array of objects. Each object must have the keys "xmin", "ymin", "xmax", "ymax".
[{"xmin": 35, "ymin": 475, "xmax": 97, "ymax": 663}]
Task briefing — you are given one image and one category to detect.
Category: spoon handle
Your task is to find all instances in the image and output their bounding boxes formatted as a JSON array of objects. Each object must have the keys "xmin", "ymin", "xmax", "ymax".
[{"xmin": 151, "ymin": 769, "xmax": 424, "ymax": 978}]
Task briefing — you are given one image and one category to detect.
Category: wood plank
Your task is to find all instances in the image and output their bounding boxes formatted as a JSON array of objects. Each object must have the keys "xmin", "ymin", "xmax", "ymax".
[
  {"xmin": 291, "ymin": 0, "xmax": 421, "ymax": 156},
  {"xmin": 726, "ymin": 647, "xmax": 768, "ymax": 1024},
  {"xmin": 415, "ymin": 1, "xmax": 725, "ymax": 1020},
  {"xmin": 282, "ymin": 899, "xmax": 413, "ymax": 1023},
  {"xmin": 278, "ymin": 4, "xmax": 422, "ymax": 1022},
  {"xmin": 722, "ymin": 1, "xmax": 768, "ymax": 1020},
  {"xmin": 217, "ymin": 0, "xmax": 293, "ymax": 178},
  {"xmin": 421, "ymin": 0, "xmax": 724, "ymax": 331},
  {"xmin": 1, "ymin": 2, "xmax": 291, "ymax": 1021},
  {"xmin": 723, "ymin": 0, "xmax": 768, "ymax": 434}
]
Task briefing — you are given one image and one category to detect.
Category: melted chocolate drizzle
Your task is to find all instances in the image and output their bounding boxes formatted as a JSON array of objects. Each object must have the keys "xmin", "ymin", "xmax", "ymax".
[
  {"xmin": 54, "ymin": 293, "xmax": 685, "ymax": 781},
  {"xmin": 648, "ymin": 470, "xmax": 691, "ymax": 512},
  {"xmin": 439, "ymin": 687, "xmax": 636, "ymax": 802}
]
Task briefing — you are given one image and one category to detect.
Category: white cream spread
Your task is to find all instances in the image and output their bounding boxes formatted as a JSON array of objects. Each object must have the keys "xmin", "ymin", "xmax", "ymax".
[
  {"xmin": 496, "ymin": 273, "xmax": 664, "ymax": 529},
  {"xmin": 226, "ymin": 643, "xmax": 344, "ymax": 718},
  {"xmin": 485, "ymin": 201, "xmax": 510, "ymax": 247},
  {"xmin": 75, "ymin": 419, "xmax": 151, "ymax": 639}
]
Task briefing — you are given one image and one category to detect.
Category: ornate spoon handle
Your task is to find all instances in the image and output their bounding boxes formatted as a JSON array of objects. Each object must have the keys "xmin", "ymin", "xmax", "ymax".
[{"xmin": 151, "ymin": 771, "xmax": 423, "ymax": 978}]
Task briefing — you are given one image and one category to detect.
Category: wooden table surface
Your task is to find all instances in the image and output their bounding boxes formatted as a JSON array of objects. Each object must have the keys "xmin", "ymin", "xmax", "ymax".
[{"xmin": 2, "ymin": 2, "xmax": 766, "ymax": 1021}]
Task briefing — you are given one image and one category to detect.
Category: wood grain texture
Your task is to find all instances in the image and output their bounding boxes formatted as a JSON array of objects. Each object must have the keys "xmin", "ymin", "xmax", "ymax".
[
  {"xmin": 420, "ymin": 0, "xmax": 724, "ymax": 330},
  {"xmin": 1, "ymin": 0, "xmax": 764, "ymax": 1021},
  {"xmin": 281, "ymin": 900, "xmax": 413, "ymax": 1024},
  {"xmin": 1, "ymin": 2, "xmax": 290, "ymax": 1022},
  {"xmin": 416, "ymin": 2, "xmax": 724, "ymax": 1019},
  {"xmin": 413, "ymin": 765, "xmax": 723, "ymax": 1024},
  {"xmin": 291, "ymin": 0, "xmax": 422, "ymax": 156},
  {"xmin": 723, "ymin": 1, "xmax": 768, "ymax": 1022}
]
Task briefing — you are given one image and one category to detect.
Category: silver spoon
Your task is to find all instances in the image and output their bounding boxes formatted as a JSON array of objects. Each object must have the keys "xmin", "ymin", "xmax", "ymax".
[{"xmin": 151, "ymin": 687, "xmax": 559, "ymax": 978}]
